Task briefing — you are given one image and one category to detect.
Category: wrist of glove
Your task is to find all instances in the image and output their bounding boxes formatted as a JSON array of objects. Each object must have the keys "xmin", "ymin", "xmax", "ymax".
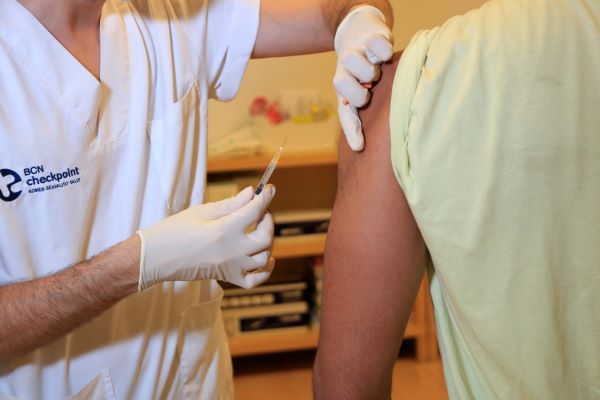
[
  {"xmin": 334, "ymin": 6, "xmax": 394, "ymax": 151},
  {"xmin": 137, "ymin": 185, "xmax": 276, "ymax": 291}
]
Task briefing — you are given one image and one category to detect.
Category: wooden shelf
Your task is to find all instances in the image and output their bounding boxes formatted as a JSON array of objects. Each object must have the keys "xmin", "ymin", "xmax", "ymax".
[
  {"xmin": 272, "ymin": 234, "xmax": 327, "ymax": 259},
  {"xmin": 228, "ymin": 322, "xmax": 423, "ymax": 357},
  {"xmin": 207, "ymin": 149, "xmax": 337, "ymax": 173},
  {"xmin": 229, "ymin": 327, "xmax": 319, "ymax": 357},
  {"xmin": 404, "ymin": 321, "xmax": 424, "ymax": 338}
]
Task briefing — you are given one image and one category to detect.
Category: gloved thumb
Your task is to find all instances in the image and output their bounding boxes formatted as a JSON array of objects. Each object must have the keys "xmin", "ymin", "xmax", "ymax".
[{"xmin": 338, "ymin": 98, "xmax": 365, "ymax": 151}]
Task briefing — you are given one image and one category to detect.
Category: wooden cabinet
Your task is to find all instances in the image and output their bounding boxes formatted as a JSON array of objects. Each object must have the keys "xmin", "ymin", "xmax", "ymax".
[{"xmin": 208, "ymin": 149, "xmax": 437, "ymax": 361}]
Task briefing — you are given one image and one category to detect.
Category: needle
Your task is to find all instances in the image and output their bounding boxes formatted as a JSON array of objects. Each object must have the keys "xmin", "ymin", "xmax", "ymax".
[{"xmin": 255, "ymin": 137, "xmax": 287, "ymax": 195}]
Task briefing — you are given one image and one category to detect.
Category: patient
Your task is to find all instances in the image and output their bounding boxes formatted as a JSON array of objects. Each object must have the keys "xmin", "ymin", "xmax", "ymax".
[{"xmin": 313, "ymin": 0, "xmax": 600, "ymax": 398}]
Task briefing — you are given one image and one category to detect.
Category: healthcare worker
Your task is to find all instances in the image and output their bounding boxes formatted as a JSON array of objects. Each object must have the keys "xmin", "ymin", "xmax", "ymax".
[{"xmin": 0, "ymin": 0, "xmax": 393, "ymax": 398}]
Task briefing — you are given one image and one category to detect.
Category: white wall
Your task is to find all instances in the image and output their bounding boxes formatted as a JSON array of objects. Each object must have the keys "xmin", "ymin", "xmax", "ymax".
[{"xmin": 208, "ymin": 0, "xmax": 489, "ymax": 140}]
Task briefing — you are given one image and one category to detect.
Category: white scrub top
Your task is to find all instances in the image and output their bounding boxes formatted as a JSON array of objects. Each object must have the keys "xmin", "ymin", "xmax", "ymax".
[{"xmin": 0, "ymin": 0, "xmax": 259, "ymax": 398}]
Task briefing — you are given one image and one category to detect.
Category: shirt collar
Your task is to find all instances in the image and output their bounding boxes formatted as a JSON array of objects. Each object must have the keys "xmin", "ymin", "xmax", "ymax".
[{"xmin": 0, "ymin": 0, "xmax": 130, "ymax": 137}]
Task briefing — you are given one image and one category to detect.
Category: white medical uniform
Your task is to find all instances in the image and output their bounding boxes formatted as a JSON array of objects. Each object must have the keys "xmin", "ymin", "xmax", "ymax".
[{"xmin": 0, "ymin": 0, "xmax": 259, "ymax": 398}]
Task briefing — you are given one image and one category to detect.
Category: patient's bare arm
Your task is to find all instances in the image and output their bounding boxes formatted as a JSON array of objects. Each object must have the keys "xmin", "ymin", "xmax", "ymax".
[{"xmin": 313, "ymin": 53, "xmax": 428, "ymax": 399}]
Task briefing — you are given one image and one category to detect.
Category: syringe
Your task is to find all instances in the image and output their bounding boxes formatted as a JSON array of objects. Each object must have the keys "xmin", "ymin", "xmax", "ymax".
[{"xmin": 255, "ymin": 138, "xmax": 287, "ymax": 195}]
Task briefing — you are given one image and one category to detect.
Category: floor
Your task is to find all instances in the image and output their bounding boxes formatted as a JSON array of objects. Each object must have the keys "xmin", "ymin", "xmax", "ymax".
[{"xmin": 233, "ymin": 347, "xmax": 448, "ymax": 399}]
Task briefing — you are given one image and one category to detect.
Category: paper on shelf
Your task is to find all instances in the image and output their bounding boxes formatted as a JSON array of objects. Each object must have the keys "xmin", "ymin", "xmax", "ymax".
[{"xmin": 208, "ymin": 125, "xmax": 261, "ymax": 157}]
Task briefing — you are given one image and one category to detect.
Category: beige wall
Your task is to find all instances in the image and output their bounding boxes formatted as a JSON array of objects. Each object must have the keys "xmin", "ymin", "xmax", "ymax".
[{"xmin": 208, "ymin": 0, "xmax": 488, "ymax": 140}]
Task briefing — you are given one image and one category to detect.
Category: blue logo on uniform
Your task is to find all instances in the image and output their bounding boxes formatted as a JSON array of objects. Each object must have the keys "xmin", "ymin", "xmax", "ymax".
[{"xmin": 0, "ymin": 168, "xmax": 23, "ymax": 202}]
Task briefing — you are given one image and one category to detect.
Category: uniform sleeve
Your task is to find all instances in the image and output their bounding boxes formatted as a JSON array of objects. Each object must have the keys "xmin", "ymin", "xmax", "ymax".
[
  {"xmin": 389, "ymin": 28, "xmax": 438, "ymax": 203},
  {"xmin": 203, "ymin": 0, "xmax": 260, "ymax": 101}
]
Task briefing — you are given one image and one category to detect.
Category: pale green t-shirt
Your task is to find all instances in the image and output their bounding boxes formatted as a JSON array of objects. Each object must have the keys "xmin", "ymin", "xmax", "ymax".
[{"xmin": 390, "ymin": 0, "xmax": 600, "ymax": 398}]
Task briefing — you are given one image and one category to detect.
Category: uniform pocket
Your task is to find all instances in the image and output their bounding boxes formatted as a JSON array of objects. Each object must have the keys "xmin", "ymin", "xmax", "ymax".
[
  {"xmin": 147, "ymin": 80, "xmax": 206, "ymax": 214},
  {"xmin": 178, "ymin": 284, "xmax": 233, "ymax": 400},
  {"xmin": 66, "ymin": 369, "xmax": 116, "ymax": 400}
]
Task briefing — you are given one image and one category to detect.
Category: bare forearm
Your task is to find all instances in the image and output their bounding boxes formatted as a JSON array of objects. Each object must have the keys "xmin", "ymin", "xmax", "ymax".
[
  {"xmin": 252, "ymin": 0, "xmax": 393, "ymax": 58},
  {"xmin": 253, "ymin": 0, "xmax": 331, "ymax": 58},
  {"xmin": 0, "ymin": 236, "xmax": 140, "ymax": 360}
]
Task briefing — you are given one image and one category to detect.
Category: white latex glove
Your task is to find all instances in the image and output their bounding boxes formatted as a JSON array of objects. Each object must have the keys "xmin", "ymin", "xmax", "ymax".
[
  {"xmin": 334, "ymin": 6, "xmax": 394, "ymax": 151},
  {"xmin": 137, "ymin": 186, "xmax": 276, "ymax": 290}
]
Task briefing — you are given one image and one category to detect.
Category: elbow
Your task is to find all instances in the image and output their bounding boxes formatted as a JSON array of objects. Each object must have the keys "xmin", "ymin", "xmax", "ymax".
[
  {"xmin": 313, "ymin": 358, "xmax": 347, "ymax": 400},
  {"xmin": 313, "ymin": 350, "xmax": 346, "ymax": 400},
  {"xmin": 313, "ymin": 351, "xmax": 387, "ymax": 400},
  {"xmin": 312, "ymin": 359, "xmax": 324, "ymax": 399}
]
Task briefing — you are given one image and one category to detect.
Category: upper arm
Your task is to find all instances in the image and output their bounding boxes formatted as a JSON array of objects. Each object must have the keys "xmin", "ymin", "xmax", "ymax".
[
  {"xmin": 252, "ymin": 0, "xmax": 333, "ymax": 58},
  {"xmin": 252, "ymin": 0, "xmax": 394, "ymax": 59},
  {"xmin": 314, "ymin": 53, "xmax": 427, "ymax": 399}
]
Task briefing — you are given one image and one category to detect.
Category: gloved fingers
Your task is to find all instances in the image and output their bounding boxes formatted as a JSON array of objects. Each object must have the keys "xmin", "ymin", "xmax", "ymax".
[
  {"xmin": 333, "ymin": 68, "xmax": 370, "ymax": 108},
  {"xmin": 245, "ymin": 212, "xmax": 274, "ymax": 254},
  {"xmin": 224, "ymin": 273, "xmax": 248, "ymax": 288},
  {"xmin": 338, "ymin": 98, "xmax": 365, "ymax": 151},
  {"xmin": 225, "ymin": 184, "xmax": 275, "ymax": 229},
  {"xmin": 215, "ymin": 255, "xmax": 262, "ymax": 287},
  {"xmin": 341, "ymin": 48, "xmax": 381, "ymax": 84},
  {"xmin": 202, "ymin": 186, "xmax": 254, "ymax": 220},
  {"xmin": 365, "ymin": 34, "xmax": 394, "ymax": 64},
  {"xmin": 222, "ymin": 254, "xmax": 268, "ymax": 289},
  {"xmin": 244, "ymin": 250, "xmax": 271, "ymax": 271},
  {"xmin": 240, "ymin": 257, "xmax": 275, "ymax": 289},
  {"xmin": 233, "ymin": 252, "xmax": 269, "ymax": 275},
  {"xmin": 255, "ymin": 256, "xmax": 276, "ymax": 273}
]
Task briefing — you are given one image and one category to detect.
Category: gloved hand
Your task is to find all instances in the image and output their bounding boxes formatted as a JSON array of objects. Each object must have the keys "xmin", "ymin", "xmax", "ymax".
[
  {"xmin": 334, "ymin": 6, "xmax": 394, "ymax": 151},
  {"xmin": 137, "ymin": 186, "xmax": 276, "ymax": 291}
]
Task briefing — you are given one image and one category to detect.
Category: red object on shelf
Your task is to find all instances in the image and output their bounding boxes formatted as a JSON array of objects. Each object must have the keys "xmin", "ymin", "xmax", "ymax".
[
  {"xmin": 249, "ymin": 96, "xmax": 268, "ymax": 116},
  {"xmin": 265, "ymin": 102, "xmax": 283, "ymax": 125}
]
